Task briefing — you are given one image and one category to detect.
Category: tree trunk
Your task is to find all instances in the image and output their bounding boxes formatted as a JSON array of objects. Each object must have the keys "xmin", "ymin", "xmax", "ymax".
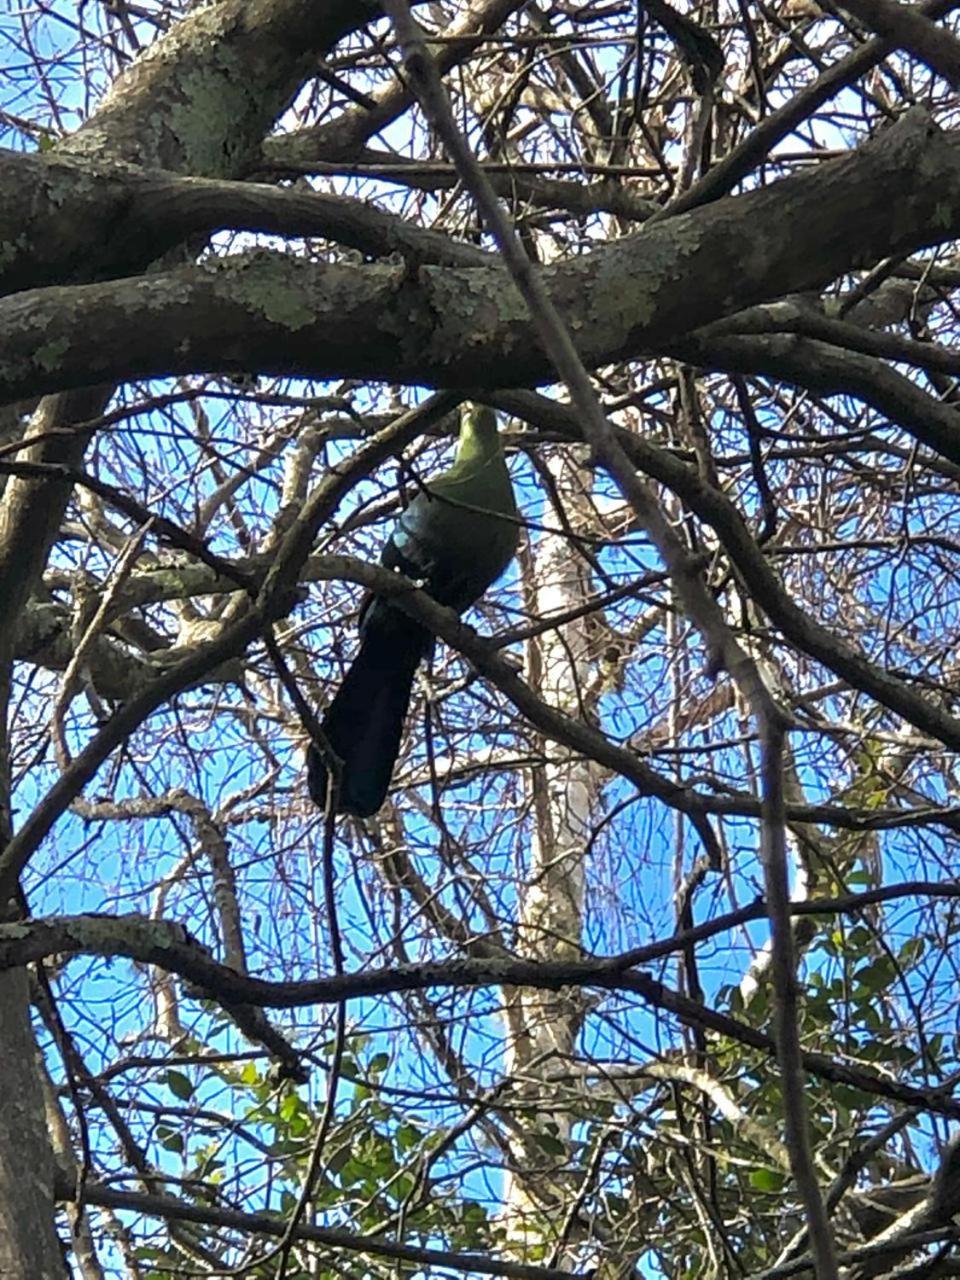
[
  {"xmin": 0, "ymin": 969, "xmax": 65, "ymax": 1278},
  {"xmin": 503, "ymin": 448, "xmax": 604, "ymax": 1255}
]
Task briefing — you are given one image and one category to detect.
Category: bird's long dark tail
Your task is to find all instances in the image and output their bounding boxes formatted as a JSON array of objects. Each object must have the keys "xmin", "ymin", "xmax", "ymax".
[{"xmin": 308, "ymin": 609, "xmax": 431, "ymax": 817}]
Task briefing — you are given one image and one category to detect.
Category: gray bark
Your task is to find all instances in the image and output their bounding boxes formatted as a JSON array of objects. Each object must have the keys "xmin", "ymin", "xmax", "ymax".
[
  {"xmin": 0, "ymin": 970, "xmax": 65, "ymax": 1279},
  {"xmin": 0, "ymin": 112, "xmax": 957, "ymax": 402}
]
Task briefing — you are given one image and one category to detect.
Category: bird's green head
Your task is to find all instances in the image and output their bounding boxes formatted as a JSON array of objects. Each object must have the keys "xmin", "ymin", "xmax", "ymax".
[
  {"xmin": 456, "ymin": 403, "xmax": 500, "ymax": 460},
  {"xmin": 461, "ymin": 403, "xmax": 497, "ymax": 435}
]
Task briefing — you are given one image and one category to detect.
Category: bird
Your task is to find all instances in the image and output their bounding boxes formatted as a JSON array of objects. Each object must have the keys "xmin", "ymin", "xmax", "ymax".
[{"xmin": 308, "ymin": 404, "xmax": 518, "ymax": 817}]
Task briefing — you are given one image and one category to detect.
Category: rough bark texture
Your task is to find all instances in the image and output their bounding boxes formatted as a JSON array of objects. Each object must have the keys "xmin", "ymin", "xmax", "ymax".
[
  {"xmin": 0, "ymin": 113, "xmax": 956, "ymax": 405},
  {"xmin": 0, "ymin": 969, "xmax": 65, "ymax": 1279}
]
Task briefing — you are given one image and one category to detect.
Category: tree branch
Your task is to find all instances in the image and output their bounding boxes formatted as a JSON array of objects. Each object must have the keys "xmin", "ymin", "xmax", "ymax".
[
  {"xmin": 1, "ymin": 114, "xmax": 958, "ymax": 401},
  {"xmin": 55, "ymin": 1177, "xmax": 580, "ymax": 1280},
  {"xmin": 5, "ymin": 909, "xmax": 960, "ymax": 1118}
]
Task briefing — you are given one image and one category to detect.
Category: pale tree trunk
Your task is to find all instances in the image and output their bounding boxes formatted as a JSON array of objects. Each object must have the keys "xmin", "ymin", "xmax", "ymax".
[{"xmin": 502, "ymin": 448, "xmax": 604, "ymax": 1253}]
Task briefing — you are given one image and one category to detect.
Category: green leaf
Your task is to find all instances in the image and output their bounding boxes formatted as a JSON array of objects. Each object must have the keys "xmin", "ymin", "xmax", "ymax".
[
  {"xmin": 157, "ymin": 1126, "xmax": 184, "ymax": 1155},
  {"xmin": 898, "ymin": 936, "xmax": 925, "ymax": 965},
  {"xmin": 845, "ymin": 870, "xmax": 874, "ymax": 886},
  {"xmin": 279, "ymin": 1091, "xmax": 304, "ymax": 1123},
  {"xmin": 326, "ymin": 1145, "xmax": 352, "ymax": 1175},
  {"xmin": 531, "ymin": 1132, "xmax": 567, "ymax": 1157},
  {"xmin": 392, "ymin": 1173, "xmax": 415, "ymax": 1200},
  {"xmin": 856, "ymin": 958, "xmax": 896, "ymax": 992},
  {"xmin": 749, "ymin": 1168, "xmax": 785, "ymax": 1192},
  {"xmin": 165, "ymin": 1070, "xmax": 194, "ymax": 1101},
  {"xmin": 396, "ymin": 1123, "xmax": 421, "ymax": 1152}
]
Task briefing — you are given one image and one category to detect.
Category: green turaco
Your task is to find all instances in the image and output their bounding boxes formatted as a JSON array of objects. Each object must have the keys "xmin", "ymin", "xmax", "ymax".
[{"xmin": 308, "ymin": 404, "xmax": 518, "ymax": 817}]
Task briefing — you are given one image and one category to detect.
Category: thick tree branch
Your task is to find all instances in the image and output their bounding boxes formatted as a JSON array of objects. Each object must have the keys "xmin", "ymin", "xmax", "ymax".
[
  {"xmin": 0, "ymin": 150, "xmax": 489, "ymax": 299},
  {"xmin": 0, "ymin": 0, "xmax": 402, "ymax": 644},
  {"xmin": 0, "ymin": 114, "xmax": 958, "ymax": 402},
  {"xmin": 257, "ymin": 0, "xmax": 530, "ymax": 169},
  {"xmin": 682, "ymin": 327, "xmax": 960, "ymax": 468},
  {"xmin": 838, "ymin": 0, "xmax": 960, "ymax": 87}
]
